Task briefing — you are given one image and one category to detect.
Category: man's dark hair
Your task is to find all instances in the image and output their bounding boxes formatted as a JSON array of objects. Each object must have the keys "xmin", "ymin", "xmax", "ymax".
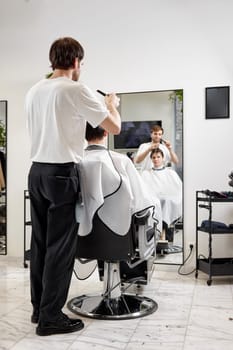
[
  {"xmin": 49, "ymin": 37, "xmax": 84, "ymax": 70},
  {"xmin": 85, "ymin": 122, "xmax": 105, "ymax": 141}
]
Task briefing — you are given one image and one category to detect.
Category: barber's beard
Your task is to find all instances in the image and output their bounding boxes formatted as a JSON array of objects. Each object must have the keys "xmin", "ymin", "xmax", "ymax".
[
  {"xmin": 152, "ymin": 140, "xmax": 160, "ymax": 145},
  {"xmin": 72, "ymin": 70, "xmax": 80, "ymax": 81}
]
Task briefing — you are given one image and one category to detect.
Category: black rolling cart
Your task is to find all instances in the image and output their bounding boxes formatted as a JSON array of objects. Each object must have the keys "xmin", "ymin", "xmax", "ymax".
[
  {"xmin": 195, "ymin": 190, "xmax": 233, "ymax": 285},
  {"xmin": 23, "ymin": 190, "xmax": 31, "ymax": 268}
]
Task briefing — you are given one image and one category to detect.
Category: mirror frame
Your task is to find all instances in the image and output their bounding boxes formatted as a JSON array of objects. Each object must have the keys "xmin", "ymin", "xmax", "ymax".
[
  {"xmin": 0, "ymin": 100, "xmax": 7, "ymax": 255},
  {"xmin": 109, "ymin": 89, "xmax": 184, "ymax": 265}
]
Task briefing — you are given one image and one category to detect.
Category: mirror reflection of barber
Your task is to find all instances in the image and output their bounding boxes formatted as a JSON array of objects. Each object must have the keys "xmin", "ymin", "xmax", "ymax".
[{"xmin": 134, "ymin": 125, "xmax": 179, "ymax": 172}]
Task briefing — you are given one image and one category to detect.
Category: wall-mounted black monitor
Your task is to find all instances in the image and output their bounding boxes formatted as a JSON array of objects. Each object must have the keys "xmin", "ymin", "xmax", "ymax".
[
  {"xmin": 113, "ymin": 120, "xmax": 162, "ymax": 149},
  {"xmin": 205, "ymin": 86, "xmax": 230, "ymax": 119}
]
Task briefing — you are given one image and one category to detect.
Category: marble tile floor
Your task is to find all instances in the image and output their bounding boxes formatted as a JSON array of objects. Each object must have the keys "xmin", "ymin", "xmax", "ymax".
[{"xmin": 0, "ymin": 256, "xmax": 233, "ymax": 350}]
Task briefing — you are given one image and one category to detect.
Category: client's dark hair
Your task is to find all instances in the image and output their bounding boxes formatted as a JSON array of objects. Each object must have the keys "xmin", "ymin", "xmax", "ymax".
[
  {"xmin": 150, "ymin": 148, "xmax": 164, "ymax": 158},
  {"xmin": 85, "ymin": 122, "xmax": 105, "ymax": 141}
]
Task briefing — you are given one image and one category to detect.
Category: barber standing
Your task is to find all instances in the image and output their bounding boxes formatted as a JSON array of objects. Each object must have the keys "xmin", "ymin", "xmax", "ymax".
[{"xmin": 25, "ymin": 37, "xmax": 121, "ymax": 336}]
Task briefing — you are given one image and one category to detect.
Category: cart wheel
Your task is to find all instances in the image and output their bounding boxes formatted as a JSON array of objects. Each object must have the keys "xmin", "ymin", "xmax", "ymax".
[
  {"xmin": 195, "ymin": 271, "xmax": 198, "ymax": 278},
  {"xmin": 207, "ymin": 279, "xmax": 212, "ymax": 286}
]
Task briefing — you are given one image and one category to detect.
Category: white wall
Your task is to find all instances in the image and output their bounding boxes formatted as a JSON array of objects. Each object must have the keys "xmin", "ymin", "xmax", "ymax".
[{"xmin": 1, "ymin": 0, "xmax": 233, "ymax": 260}]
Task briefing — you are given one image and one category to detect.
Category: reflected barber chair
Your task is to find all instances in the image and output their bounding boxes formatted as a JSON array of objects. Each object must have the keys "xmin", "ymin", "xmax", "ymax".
[
  {"xmin": 67, "ymin": 209, "xmax": 158, "ymax": 320},
  {"xmin": 156, "ymin": 217, "xmax": 183, "ymax": 255}
]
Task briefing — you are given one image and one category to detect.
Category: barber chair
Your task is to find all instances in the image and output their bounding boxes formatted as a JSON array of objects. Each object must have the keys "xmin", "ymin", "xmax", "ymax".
[{"xmin": 67, "ymin": 209, "xmax": 158, "ymax": 320}]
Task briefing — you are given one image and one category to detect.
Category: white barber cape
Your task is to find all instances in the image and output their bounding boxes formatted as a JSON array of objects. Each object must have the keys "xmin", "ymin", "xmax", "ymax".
[
  {"xmin": 141, "ymin": 167, "xmax": 182, "ymax": 226},
  {"xmin": 76, "ymin": 146, "xmax": 161, "ymax": 237}
]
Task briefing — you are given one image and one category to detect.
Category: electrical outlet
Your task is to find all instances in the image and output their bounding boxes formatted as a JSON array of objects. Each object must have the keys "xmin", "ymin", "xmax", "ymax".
[{"xmin": 189, "ymin": 243, "xmax": 194, "ymax": 250}]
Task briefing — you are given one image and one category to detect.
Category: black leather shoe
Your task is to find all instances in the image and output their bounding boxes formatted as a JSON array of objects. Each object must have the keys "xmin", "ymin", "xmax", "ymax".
[
  {"xmin": 36, "ymin": 314, "xmax": 84, "ymax": 336},
  {"xmin": 31, "ymin": 309, "xmax": 39, "ymax": 324}
]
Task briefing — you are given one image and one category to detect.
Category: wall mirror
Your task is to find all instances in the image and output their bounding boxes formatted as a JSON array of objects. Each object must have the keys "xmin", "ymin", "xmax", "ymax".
[
  {"xmin": 108, "ymin": 90, "xmax": 183, "ymax": 265},
  {"xmin": 0, "ymin": 100, "xmax": 7, "ymax": 255}
]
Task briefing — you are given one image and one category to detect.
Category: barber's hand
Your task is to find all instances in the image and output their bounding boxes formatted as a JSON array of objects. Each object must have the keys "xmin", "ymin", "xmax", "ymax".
[
  {"xmin": 150, "ymin": 142, "xmax": 160, "ymax": 151},
  {"xmin": 105, "ymin": 93, "xmax": 120, "ymax": 108},
  {"xmin": 163, "ymin": 139, "xmax": 172, "ymax": 150}
]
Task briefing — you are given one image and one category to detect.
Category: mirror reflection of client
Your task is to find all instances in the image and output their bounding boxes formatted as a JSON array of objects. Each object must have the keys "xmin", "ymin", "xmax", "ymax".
[
  {"xmin": 77, "ymin": 123, "xmax": 162, "ymax": 238},
  {"xmin": 134, "ymin": 125, "xmax": 179, "ymax": 172},
  {"xmin": 141, "ymin": 148, "xmax": 182, "ymax": 247}
]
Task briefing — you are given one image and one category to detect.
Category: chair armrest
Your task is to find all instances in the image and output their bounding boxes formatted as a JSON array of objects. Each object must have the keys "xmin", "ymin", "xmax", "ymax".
[{"xmin": 134, "ymin": 209, "xmax": 150, "ymax": 225}]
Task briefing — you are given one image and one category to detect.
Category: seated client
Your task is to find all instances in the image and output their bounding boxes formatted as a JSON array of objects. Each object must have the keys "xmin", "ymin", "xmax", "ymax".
[
  {"xmin": 141, "ymin": 148, "xmax": 182, "ymax": 242},
  {"xmin": 68, "ymin": 124, "xmax": 161, "ymax": 320},
  {"xmin": 76, "ymin": 123, "xmax": 162, "ymax": 238}
]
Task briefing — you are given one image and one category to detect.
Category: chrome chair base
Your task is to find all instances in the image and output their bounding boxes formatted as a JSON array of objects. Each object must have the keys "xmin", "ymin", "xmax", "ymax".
[{"xmin": 67, "ymin": 293, "xmax": 158, "ymax": 320}]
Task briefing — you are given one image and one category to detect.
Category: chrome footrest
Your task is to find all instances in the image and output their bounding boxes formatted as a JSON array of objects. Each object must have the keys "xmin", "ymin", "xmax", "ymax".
[{"xmin": 67, "ymin": 293, "xmax": 158, "ymax": 320}]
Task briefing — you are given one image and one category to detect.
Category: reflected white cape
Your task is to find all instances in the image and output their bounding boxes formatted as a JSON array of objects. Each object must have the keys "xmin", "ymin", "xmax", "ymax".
[{"xmin": 141, "ymin": 167, "xmax": 182, "ymax": 226}]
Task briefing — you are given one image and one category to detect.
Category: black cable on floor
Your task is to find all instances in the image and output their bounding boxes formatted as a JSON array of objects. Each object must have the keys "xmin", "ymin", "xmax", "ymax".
[{"xmin": 178, "ymin": 246, "xmax": 196, "ymax": 275}]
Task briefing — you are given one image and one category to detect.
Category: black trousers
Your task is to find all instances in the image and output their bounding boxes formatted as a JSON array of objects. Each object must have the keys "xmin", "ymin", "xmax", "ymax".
[{"xmin": 28, "ymin": 162, "xmax": 79, "ymax": 322}]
